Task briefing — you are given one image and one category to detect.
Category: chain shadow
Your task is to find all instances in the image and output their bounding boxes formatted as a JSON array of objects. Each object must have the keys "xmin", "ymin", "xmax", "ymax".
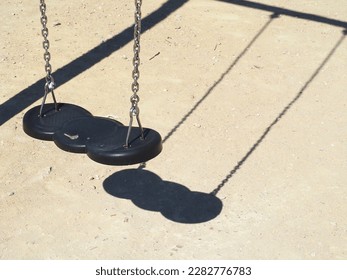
[
  {"xmin": 102, "ymin": 23, "xmax": 346, "ymax": 222},
  {"xmin": 163, "ymin": 13, "xmax": 278, "ymax": 143},
  {"xmin": 211, "ymin": 30, "xmax": 347, "ymax": 195},
  {"xmin": 102, "ymin": 15, "xmax": 278, "ymax": 224},
  {"xmin": 0, "ymin": 0, "xmax": 188, "ymax": 126},
  {"xmin": 103, "ymin": 169, "xmax": 223, "ymax": 224}
]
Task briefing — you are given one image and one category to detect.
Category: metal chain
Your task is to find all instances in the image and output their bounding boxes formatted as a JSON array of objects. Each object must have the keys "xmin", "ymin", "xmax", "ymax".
[
  {"xmin": 131, "ymin": 0, "xmax": 141, "ymax": 97},
  {"xmin": 125, "ymin": 0, "xmax": 144, "ymax": 148},
  {"xmin": 40, "ymin": 0, "xmax": 53, "ymax": 84},
  {"xmin": 39, "ymin": 0, "xmax": 57, "ymax": 116}
]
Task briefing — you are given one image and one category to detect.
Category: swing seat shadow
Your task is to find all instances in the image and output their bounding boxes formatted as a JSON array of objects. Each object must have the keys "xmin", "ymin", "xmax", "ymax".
[{"xmin": 103, "ymin": 169, "xmax": 223, "ymax": 224}]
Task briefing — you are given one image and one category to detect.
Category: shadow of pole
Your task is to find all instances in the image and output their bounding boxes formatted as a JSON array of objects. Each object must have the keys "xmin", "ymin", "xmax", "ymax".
[
  {"xmin": 0, "ymin": 0, "xmax": 189, "ymax": 126},
  {"xmin": 211, "ymin": 29, "xmax": 347, "ymax": 195},
  {"xmin": 217, "ymin": 0, "xmax": 347, "ymax": 29}
]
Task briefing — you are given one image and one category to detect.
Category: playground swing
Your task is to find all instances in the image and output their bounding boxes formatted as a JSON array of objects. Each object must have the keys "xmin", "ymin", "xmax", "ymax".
[
  {"xmin": 23, "ymin": 0, "xmax": 162, "ymax": 165},
  {"xmin": 86, "ymin": 0, "xmax": 162, "ymax": 165},
  {"xmin": 22, "ymin": 1, "xmax": 93, "ymax": 141}
]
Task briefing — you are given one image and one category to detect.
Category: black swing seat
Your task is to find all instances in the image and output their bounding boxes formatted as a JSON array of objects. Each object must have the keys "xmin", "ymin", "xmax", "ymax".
[
  {"xmin": 23, "ymin": 103, "xmax": 92, "ymax": 141},
  {"xmin": 53, "ymin": 116, "xmax": 123, "ymax": 153},
  {"xmin": 86, "ymin": 126, "xmax": 162, "ymax": 166}
]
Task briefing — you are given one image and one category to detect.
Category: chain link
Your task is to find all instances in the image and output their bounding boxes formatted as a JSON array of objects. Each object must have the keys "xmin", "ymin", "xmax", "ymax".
[
  {"xmin": 131, "ymin": 0, "xmax": 142, "ymax": 98},
  {"xmin": 125, "ymin": 0, "xmax": 144, "ymax": 148},
  {"xmin": 39, "ymin": 0, "xmax": 54, "ymax": 86},
  {"xmin": 38, "ymin": 0, "xmax": 57, "ymax": 116}
]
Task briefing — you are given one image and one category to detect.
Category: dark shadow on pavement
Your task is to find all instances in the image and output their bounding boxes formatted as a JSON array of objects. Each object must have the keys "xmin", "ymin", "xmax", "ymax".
[
  {"xmin": 218, "ymin": 0, "xmax": 347, "ymax": 29},
  {"xmin": 103, "ymin": 169, "xmax": 223, "ymax": 224},
  {"xmin": 0, "ymin": 0, "xmax": 188, "ymax": 126}
]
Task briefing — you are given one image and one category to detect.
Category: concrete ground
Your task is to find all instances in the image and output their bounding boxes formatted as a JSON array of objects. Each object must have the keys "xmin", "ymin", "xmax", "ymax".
[{"xmin": 0, "ymin": 0, "xmax": 346, "ymax": 259}]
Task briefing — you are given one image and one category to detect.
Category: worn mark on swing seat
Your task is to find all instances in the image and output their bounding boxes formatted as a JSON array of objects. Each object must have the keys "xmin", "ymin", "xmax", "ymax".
[{"xmin": 64, "ymin": 133, "xmax": 79, "ymax": 140}]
